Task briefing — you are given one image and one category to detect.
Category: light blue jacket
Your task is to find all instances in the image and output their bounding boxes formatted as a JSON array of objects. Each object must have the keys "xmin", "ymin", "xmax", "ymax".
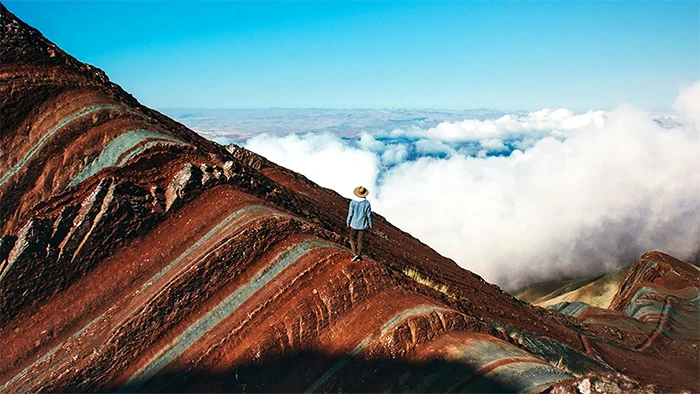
[{"xmin": 347, "ymin": 199, "xmax": 372, "ymax": 230}]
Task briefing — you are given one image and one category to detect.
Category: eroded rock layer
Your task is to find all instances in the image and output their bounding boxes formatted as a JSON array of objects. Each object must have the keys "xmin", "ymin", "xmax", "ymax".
[{"xmin": 1, "ymin": 5, "xmax": 698, "ymax": 393}]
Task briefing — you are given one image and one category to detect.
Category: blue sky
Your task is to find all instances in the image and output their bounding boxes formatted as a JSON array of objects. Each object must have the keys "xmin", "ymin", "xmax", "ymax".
[{"xmin": 5, "ymin": 1, "xmax": 698, "ymax": 111}]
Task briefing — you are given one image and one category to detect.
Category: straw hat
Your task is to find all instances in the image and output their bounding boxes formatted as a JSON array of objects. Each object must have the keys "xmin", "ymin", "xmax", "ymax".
[{"xmin": 353, "ymin": 186, "xmax": 369, "ymax": 198}]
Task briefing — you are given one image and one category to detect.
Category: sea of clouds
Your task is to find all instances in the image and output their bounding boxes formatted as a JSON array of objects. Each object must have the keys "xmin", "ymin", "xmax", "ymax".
[{"xmin": 166, "ymin": 82, "xmax": 700, "ymax": 290}]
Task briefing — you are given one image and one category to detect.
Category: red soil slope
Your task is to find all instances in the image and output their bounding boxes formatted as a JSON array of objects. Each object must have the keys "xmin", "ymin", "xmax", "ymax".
[{"xmin": 1, "ymin": 5, "xmax": 697, "ymax": 392}]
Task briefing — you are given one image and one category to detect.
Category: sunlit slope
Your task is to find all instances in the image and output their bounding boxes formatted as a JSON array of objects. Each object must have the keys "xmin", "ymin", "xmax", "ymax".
[{"xmin": 515, "ymin": 267, "xmax": 629, "ymax": 308}]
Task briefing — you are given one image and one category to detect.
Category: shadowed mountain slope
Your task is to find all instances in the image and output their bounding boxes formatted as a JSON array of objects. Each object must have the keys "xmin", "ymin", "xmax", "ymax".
[{"xmin": 1, "ymin": 5, "xmax": 698, "ymax": 393}]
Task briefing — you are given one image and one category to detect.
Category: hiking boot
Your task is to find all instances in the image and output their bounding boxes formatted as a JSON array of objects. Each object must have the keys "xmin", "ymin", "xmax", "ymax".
[{"xmin": 351, "ymin": 255, "xmax": 360, "ymax": 262}]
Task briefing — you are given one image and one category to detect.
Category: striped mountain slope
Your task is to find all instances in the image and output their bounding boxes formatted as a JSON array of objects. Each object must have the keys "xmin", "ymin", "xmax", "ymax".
[{"xmin": 1, "ymin": 4, "xmax": 698, "ymax": 393}]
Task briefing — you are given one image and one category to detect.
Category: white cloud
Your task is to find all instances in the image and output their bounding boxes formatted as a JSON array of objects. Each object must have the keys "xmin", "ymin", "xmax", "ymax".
[
  {"xmin": 674, "ymin": 81, "xmax": 700, "ymax": 129},
  {"xmin": 244, "ymin": 133, "xmax": 379, "ymax": 200},
  {"xmin": 376, "ymin": 107, "xmax": 700, "ymax": 288},
  {"xmin": 511, "ymin": 138, "xmax": 538, "ymax": 151},
  {"xmin": 373, "ymin": 125, "xmax": 426, "ymax": 140},
  {"xmin": 242, "ymin": 84, "xmax": 700, "ymax": 290},
  {"xmin": 479, "ymin": 138, "xmax": 507, "ymax": 152},
  {"xmin": 210, "ymin": 136, "xmax": 234, "ymax": 145},
  {"xmin": 425, "ymin": 109, "xmax": 607, "ymax": 142},
  {"xmin": 414, "ymin": 139, "xmax": 456, "ymax": 156},
  {"xmin": 357, "ymin": 132, "xmax": 385, "ymax": 152},
  {"xmin": 381, "ymin": 144, "xmax": 409, "ymax": 165}
]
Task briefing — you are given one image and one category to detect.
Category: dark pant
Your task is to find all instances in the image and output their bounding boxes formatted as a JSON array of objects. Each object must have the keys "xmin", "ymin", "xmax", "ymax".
[{"xmin": 349, "ymin": 228, "xmax": 365, "ymax": 256}]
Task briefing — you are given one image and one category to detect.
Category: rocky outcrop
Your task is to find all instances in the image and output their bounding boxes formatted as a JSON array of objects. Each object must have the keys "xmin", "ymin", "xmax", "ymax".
[
  {"xmin": 164, "ymin": 163, "xmax": 203, "ymax": 211},
  {"xmin": 549, "ymin": 373, "xmax": 650, "ymax": 394},
  {"xmin": 0, "ymin": 4, "xmax": 697, "ymax": 393},
  {"xmin": 0, "ymin": 235, "xmax": 17, "ymax": 268}
]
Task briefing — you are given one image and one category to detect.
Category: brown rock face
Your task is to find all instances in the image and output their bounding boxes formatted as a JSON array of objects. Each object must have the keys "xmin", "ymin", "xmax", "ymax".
[{"xmin": 1, "ymin": 4, "xmax": 698, "ymax": 393}]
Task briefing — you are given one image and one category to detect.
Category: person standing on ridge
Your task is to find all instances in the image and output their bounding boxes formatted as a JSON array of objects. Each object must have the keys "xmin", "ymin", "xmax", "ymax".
[{"xmin": 347, "ymin": 186, "xmax": 372, "ymax": 261}]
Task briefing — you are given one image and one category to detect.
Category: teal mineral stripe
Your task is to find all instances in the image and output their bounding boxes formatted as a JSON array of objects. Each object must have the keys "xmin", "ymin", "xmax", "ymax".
[
  {"xmin": 68, "ymin": 130, "xmax": 185, "ymax": 187},
  {"xmin": 443, "ymin": 340, "xmax": 572, "ymax": 393},
  {"xmin": 2, "ymin": 205, "xmax": 280, "ymax": 392},
  {"xmin": 304, "ymin": 304, "xmax": 446, "ymax": 393},
  {"xmin": 0, "ymin": 104, "xmax": 124, "ymax": 188},
  {"xmin": 509, "ymin": 327, "xmax": 610, "ymax": 373},
  {"xmin": 463, "ymin": 361, "xmax": 571, "ymax": 393},
  {"xmin": 115, "ymin": 140, "xmax": 180, "ymax": 167},
  {"xmin": 411, "ymin": 347, "xmax": 559, "ymax": 393},
  {"xmin": 304, "ymin": 338, "xmax": 370, "ymax": 394},
  {"xmin": 121, "ymin": 238, "xmax": 338, "ymax": 392},
  {"xmin": 636, "ymin": 297, "xmax": 673, "ymax": 350},
  {"xmin": 546, "ymin": 302, "xmax": 590, "ymax": 318},
  {"xmin": 449, "ymin": 336, "xmax": 544, "ymax": 368},
  {"xmin": 379, "ymin": 305, "xmax": 447, "ymax": 334},
  {"xmin": 140, "ymin": 205, "xmax": 281, "ymax": 291},
  {"xmin": 624, "ymin": 288, "xmax": 679, "ymax": 324},
  {"xmin": 1, "ymin": 314, "xmax": 105, "ymax": 392},
  {"xmin": 624, "ymin": 286, "xmax": 699, "ymax": 320}
]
